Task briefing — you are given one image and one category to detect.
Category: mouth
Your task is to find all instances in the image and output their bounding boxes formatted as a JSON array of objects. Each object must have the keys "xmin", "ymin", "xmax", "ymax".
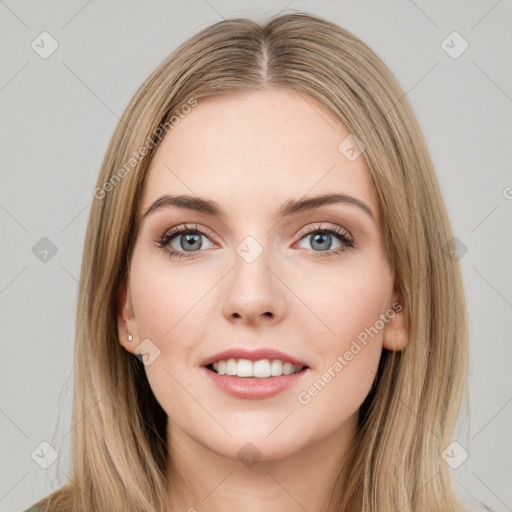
[
  {"xmin": 202, "ymin": 357, "xmax": 310, "ymax": 400},
  {"xmin": 200, "ymin": 347, "xmax": 311, "ymax": 398},
  {"xmin": 204, "ymin": 358, "xmax": 309, "ymax": 378}
]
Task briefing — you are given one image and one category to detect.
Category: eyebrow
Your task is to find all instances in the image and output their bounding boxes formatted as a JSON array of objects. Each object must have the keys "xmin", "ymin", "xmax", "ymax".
[{"xmin": 142, "ymin": 192, "xmax": 375, "ymax": 222}]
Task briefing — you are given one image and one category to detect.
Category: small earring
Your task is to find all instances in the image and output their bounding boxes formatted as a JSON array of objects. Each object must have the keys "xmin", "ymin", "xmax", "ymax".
[{"xmin": 128, "ymin": 334, "xmax": 133, "ymax": 342}]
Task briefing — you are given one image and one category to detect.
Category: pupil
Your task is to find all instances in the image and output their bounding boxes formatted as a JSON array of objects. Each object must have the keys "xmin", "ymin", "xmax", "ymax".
[
  {"xmin": 311, "ymin": 232, "xmax": 331, "ymax": 251},
  {"xmin": 182, "ymin": 233, "xmax": 201, "ymax": 251}
]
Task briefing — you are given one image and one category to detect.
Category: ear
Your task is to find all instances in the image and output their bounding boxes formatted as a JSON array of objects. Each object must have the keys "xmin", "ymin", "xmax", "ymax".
[
  {"xmin": 382, "ymin": 290, "xmax": 409, "ymax": 351},
  {"xmin": 117, "ymin": 280, "xmax": 139, "ymax": 354}
]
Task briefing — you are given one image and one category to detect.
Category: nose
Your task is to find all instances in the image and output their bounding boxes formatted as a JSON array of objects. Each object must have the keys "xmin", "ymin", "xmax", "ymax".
[{"xmin": 222, "ymin": 245, "xmax": 286, "ymax": 326}]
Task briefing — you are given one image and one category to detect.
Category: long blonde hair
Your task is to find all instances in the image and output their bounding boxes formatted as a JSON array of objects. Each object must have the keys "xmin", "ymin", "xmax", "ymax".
[{"xmin": 34, "ymin": 12, "xmax": 469, "ymax": 512}]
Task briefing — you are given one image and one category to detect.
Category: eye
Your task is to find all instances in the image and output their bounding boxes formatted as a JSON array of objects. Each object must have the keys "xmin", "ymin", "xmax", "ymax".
[
  {"xmin": 155, "ymin": 222, "xmax": 356, "ymax": 260},
  {"xmin": 294, "ymin": 223, "xmax": 355, "ymax": 258},
  {"xmin": 155, "ymin": 223, "xmax": 215, "ymax": 259}
]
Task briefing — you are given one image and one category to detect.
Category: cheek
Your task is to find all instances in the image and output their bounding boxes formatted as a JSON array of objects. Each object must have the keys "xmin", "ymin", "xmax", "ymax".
[
  {"xmin": 128, "ymin": 249, "xmax": 217, "ymax": 390},
  {"xmin": 128, "ymin": 258, "xmax": 208, "ymax": 421},
  {"xmin": 291, "ymin": 256, "xmax": 393, "ymax": 346},
  {"xmin": 292, "ymin": 261, "xmax": 392, "ymax": 413},
  {"xmin": 129, "ymin": 252, "xmax": 209, "ymax": 347}
]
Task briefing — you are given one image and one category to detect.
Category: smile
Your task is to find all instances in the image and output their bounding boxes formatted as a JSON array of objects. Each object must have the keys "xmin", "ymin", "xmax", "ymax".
[
  {"xmin": 207, "ymin": 358, "xmax": 305, "ymax": 378},
  {"xmin": 202, "ymin": 360, "xmax": 310, "ymax": 400}
]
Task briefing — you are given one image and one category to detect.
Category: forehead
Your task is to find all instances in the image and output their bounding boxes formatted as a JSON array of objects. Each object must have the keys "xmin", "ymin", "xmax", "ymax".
[{"xmin": 141, "ymin": 88, "xmax": 378, "ymax": 219}]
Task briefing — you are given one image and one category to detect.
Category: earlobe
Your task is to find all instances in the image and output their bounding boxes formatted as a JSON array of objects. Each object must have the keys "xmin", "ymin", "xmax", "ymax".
[
  {"xmin": 382, "ymin": 293, "xmax": 409, "ymax": 352},
  {"xmin": 117, "ymin": 282, "xmax": 137, "ymax": 353}
]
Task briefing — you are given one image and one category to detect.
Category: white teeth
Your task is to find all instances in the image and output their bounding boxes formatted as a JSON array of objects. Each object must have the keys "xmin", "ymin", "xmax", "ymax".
[
  {"xmin": 282, "ymin": 362, "xmax": 294, "ymax": 375},
  {"xmin": 209, "ymin": 358, "xmax": 304, "ymax": 378},
  {"xmin": 226, "ymin": 359, "xmax": 237, "ymax": 375},
  {"xmin": 237, "ymin": 359, "xmax": 253, "ymax": 377},
  {"xmin": 253, "ymin": 359, "xmax": 271, "ymax": 378},
  {"xmin": 270, "ymin": 359, "xmax": 283, "ymax": 376}
]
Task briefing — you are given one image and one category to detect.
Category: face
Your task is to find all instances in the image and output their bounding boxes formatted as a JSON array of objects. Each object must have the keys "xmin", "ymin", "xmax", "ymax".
[{"xmin": 117, "ymin": 88, "xmax": 408, "ymax": 462}]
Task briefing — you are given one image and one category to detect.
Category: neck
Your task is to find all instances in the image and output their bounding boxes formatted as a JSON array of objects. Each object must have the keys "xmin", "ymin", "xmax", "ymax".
[{"xmin": 165, "ymin": 413, "xmax": 357, "ymax": 512}]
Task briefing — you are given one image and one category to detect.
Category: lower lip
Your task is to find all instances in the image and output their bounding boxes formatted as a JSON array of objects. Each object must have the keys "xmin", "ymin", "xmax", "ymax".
[{"xmin": 201, "ymin": 366, "xmax": 309, "ymax": 400}]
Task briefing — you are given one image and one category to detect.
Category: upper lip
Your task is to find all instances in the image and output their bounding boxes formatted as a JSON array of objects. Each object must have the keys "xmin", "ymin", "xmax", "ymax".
[{"xmin": 200, "ymin": 347, "xmax": 309, "ymax": 367}]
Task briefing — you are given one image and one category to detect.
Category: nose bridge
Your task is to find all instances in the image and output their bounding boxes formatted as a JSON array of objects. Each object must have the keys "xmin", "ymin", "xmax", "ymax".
[{"xmin": 221, "ymin": 231, "xmax": 285, "ymax": 324}]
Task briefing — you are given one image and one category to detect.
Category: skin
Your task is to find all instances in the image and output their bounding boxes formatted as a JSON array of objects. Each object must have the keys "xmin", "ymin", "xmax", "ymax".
[{"xmin": 117, "ymin": 88, "xmax": 409, "ymax": 512}]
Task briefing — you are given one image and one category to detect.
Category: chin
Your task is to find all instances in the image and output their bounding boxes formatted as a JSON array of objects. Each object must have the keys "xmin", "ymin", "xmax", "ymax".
[{"xmin": 194, "ymin": 417, "xmax": 315, "ymax": 463}]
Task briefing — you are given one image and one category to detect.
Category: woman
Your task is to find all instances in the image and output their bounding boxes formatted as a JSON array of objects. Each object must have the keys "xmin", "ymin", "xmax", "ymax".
[{"xmin": 26, "ymin": 11, "xmax": 474, "ymax": 512}]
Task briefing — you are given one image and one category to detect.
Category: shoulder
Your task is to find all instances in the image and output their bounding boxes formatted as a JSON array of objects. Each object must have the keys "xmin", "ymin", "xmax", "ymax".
[{"xmin": 22, "ymin": 506, "xmax": 39, "ymax": 512}]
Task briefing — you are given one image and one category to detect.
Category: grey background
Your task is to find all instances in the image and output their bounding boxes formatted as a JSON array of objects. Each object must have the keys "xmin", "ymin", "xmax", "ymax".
[{"xmin": 1, "ymin": 1, "xmax": 511, "ymax": 511}]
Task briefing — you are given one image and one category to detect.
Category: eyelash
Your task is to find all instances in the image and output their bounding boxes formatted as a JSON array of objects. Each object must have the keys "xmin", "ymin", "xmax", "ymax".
[{"xmin": 154, "ymin": 223, "xmax": 356, "ymax": 260}]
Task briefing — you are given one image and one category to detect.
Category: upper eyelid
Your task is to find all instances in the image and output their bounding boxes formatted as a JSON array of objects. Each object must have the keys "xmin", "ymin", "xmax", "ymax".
[
  {"xmin": 296, "ymin": 223, "xmax": 353, "ymax": 240},
  {"xmin": 164, "ymin": 223, "xmax": 216, "ymax": 241}
]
